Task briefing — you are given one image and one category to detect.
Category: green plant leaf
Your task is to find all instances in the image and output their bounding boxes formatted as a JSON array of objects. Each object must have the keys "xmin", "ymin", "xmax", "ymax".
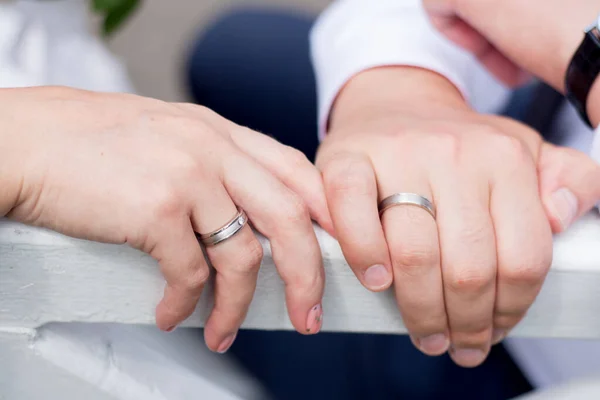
[
  {"xmin": 93, "ymin": 0, "xmax": 127, "ymax": 12},
  {"xmin": 92, "ymin": 0, "xmax": 141, "ymax": 36}
]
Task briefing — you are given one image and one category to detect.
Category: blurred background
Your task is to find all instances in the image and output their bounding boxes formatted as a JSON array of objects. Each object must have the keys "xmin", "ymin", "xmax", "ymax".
[
  {"xmin": 107, "ymin": 0, "xmax": 329, "ymax": 101},
  {"xmin": 0, "ymin": 1, "xmax": 545, "ymax": 399}
]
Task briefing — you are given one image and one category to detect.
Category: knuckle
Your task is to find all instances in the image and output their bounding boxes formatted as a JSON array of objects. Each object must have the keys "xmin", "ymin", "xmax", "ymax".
[
  {"xmin": 185, "ymin": 103, "xmax": 211, "ymax": 115},
  {"xmin": 446, "ymin": 268, "xmax": 494, "ymax": 296},
  {"xmin": 428, "ymin": 131, "xmax": 462, "ymax": 163},
  {"xmin": 452, "ymin": 326, "xmax": 493, "ymax": 348},
  {"xmin": 165, "ymin": 114, "xmax": 220, "ymax": 141},
  {"xmin": 391, "ymin": 243, "xmax": 438, "ymax": 277},
  {"xmin": 220, "ymin": 235, "xmax": 264, "ymax": 274},
  {"xmin": 46, "ymin": 85, "xmax": 78, "ymax": 99},
  {"xmin": 494, "ymin": 312, "xmax": 525, "ymax": 331},
  {"xmin": 169, "ymin": 151, "xmax": 204, "ymax": 179},
  {"xmin": 287, "ymin": 264, "xmax": 322, "ymax": 293},
  {"xmin": 492, "ymin": 134, "xmax": 529, "ymax": 165},
  {"xmin": 501, "ymin": 260, "xmax": 550, "ymax": 287},
  {"xmin": 149, "ymin": 184, "xmax": 183, "ymax": 221},
  {"xmin": 323, "ymin": 153, "xmax": 374, "ymax": 196},
  {"xmin": 404, "ymin": 313, "xmax": 448, "ymax": 336},
  {"xmin": 182, "ymin": 268, "xmax": 210, "ymax": 292},
  {"xmin": 238, "ymin": 237, "xmax": 264, "ymax": 272},
  {"xmin": 285, "ymin": 146, "xmax": 311, "ymax": 170},
  {"xmin": 277, "ymin": 194, "xmax": 311, "ymax": 226},
  {"xmin": 501, "ymin": 247, "xmax": 552, "ymax": 287}
]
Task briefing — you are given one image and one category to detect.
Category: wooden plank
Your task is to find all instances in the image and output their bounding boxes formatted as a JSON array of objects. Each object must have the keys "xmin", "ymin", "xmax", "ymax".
[
  {"xmin": 2, "ymin": 213, "xmax": 600, "ymax": 338},
  {"xmin": 0, "ymin": 324, "xmax": 265, "ymax": 400}
]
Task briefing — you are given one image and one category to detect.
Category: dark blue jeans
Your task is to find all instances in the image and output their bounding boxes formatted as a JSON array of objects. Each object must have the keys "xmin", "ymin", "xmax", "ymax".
[{"xmin": 186, "ymin": 8, "xmax": 534, "ymax": 400}]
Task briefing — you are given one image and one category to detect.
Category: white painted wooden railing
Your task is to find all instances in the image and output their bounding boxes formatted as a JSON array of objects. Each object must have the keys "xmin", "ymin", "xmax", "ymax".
[
  {"xmin": 3, "ymin": 211, "xmax": 600, "ymax": 338},
  {"xmin": 4, "ymin": 212, "xmax": 600, "ymax": 399}
]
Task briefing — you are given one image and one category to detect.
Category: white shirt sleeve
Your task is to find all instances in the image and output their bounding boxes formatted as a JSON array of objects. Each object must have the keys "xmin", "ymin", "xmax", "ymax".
[{"xmin": 310, "ymin": 0, "xmax": 512, "ymax": 138}]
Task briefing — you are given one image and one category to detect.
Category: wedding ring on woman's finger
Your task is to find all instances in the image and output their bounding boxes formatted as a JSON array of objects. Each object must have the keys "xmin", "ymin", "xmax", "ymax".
[
  {"xmin": 378, "ymin": 193, "xmax": 436, "ymax": 220},
  {"xmin": 199, "ymin": 208, "xmax": 249, "ymax": 246}
]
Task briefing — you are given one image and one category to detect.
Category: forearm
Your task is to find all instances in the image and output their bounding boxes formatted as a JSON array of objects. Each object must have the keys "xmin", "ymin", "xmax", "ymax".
[
  {"xmin": 502, "ymin": 0, "xmax": 600, "ymax": 126},
  {"xmin": 330, "ymin": 67, "xmax": 470, "ymax": 132},
  {"xmin": 447, "ymin": 0, "xmax": 600, "ymax": 124},
  {"xmin": 452, "ymin": 0, "xmax": 598, "ymax": 90}
]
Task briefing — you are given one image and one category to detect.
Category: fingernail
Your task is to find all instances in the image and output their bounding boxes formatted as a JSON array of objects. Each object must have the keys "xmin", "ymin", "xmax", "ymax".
[
  {"xmin": 217, "ymin": 333, "xmax": 237, "ymax": 354},
  {"xmin": 492, "ymin": 329, "xmax": 506, "ymax": 344},
  {"xmin": 418, "ymin": 334, "xmax": 450, "ymax": 355},
  {"xmin": 306, "ymin": 304, "xmax": 323, "ymax": 334},
  {"xmin": 165, "ymin": 325, "xmax": 177, "ymax": 333},
  {"xmin": 364, "ymin": 264, "xmax": 391, "ymax": 290},
  {"xmin": 549, "ymin": 188, "xmax": 578, "ymax": 230},
  {"xmin": 450, "ymin": 347, "xmax": 486, "ymax": 367}
]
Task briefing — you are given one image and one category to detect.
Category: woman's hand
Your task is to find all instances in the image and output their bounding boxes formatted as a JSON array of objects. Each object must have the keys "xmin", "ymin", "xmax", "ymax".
[
  {"xmin": 317, "ymin": 67, "xmax": 600, "ymax": 367},
  {"xmin": 0, "ymin": 86, "xmax": 334, "ymax": 352}
]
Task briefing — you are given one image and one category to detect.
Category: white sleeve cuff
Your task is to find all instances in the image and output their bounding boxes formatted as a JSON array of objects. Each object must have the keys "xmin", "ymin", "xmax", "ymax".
[{"xmin": 310, "ymin": 0, "xmax": 511, "ymax": 139}]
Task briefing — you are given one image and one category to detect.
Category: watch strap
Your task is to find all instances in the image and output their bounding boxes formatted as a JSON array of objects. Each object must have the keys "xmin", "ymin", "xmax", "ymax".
[{"xmin": 565, "ymin": 29, "xmax": 600, "ymax": 127}]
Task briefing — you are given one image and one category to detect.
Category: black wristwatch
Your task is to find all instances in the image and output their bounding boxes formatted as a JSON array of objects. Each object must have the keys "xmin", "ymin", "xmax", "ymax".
[{"xmin": 565, "ymin": 15, "xmax": 600, "ymax": 128}]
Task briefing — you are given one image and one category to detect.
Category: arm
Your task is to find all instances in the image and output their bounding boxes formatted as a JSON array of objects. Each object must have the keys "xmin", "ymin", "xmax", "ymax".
[
  {"xmin": 0, "ymin": 86, "xmax": 333, "ymax": 351},
  {"xmin": 310, "ymin": 0, "xmax": 512, "ymax": 138},
  {"xmin": 424, "ymin": 0, "xmax": 600, "ymax": 125},
  {"xmin": 311, "ymin": 0, "xmax": 600, "ymax": 368}
]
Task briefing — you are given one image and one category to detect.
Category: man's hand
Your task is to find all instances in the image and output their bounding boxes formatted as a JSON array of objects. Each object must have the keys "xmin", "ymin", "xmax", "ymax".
[
  {"xmin": 424, "ymin": 0, "xmax": 600, "ymax": 94},
  {"xmin": 318, "ymin": 67, "xmax": 600, "ymax": 367},
  {"xmin": 0, "ymin": 86, "xmax": 334, "ymax": 352}
]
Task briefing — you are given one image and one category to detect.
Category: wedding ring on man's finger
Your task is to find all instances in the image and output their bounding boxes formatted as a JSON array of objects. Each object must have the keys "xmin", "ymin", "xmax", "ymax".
[
  {"xmin": 198, "ymin": 208, "xmax": 249, "ymax": 247},
  {"xmin": 378, "ymin": 193, "xmax": 436, "ymax": 220}
]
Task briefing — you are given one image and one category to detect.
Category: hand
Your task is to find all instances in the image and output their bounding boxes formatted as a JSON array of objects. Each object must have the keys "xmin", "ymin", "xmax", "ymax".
[
  {"xmin": 423, "ymin": 0, "xmax": 600, "ymax": 92},
  {"xmin": 317, "ymin": 68, "xmax": 600, "ymax": 367},
  {"xmin": 0, "ymin": 86, "xmax": 334, "ymax": 352}
]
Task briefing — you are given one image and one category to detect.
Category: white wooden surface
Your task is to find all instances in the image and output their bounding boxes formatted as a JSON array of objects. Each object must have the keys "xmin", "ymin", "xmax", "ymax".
[
  {"xmin": 2, "ymin": 212, "xmax": 600, "ymax": 338},
  {"xmin": 0, "ymin": 324, "xmax": 266, "ymax": 400}
]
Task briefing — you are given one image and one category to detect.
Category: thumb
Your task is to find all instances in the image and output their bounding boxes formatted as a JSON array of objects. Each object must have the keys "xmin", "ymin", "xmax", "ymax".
[{"xmin": 538, "ymin": 143, "xmax": 600, "ymax": 233}]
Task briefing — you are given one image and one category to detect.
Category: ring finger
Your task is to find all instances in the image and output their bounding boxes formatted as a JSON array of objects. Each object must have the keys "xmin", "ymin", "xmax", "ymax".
[
  {"xmin": 192, "ymin": 182, "xmax": 263, "ymax": 353},
  {"xmin": 375, "ymin": 160, "xmax": 449, "ymax": 356}
]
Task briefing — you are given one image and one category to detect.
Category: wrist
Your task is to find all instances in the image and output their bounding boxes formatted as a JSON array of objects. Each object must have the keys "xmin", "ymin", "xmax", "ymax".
[
  {"xmin": 329, "ymin": 67, "xmax": 470, "ymax": 133},
  {"xmin": 0, "ymin": 89, "xmax": 35, "ymax": 217},
  {"xmin": 455, "ymin": 0, "xmax": 600, "ymax": 92}
]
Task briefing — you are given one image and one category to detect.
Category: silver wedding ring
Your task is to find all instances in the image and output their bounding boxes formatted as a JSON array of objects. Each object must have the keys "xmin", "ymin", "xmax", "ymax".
[
  {"xmin": 199, "ymin": 208, "xmax": 248, "ymax": 247},
  {"xmin": 378, "ymin": 193, "xmax": 436, "ymax": 219}
]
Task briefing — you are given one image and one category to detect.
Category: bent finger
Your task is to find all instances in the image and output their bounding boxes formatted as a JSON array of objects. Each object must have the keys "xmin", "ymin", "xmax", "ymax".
[
  {"xmin": 321, "ymin": 153, "xmax": 393, "ymax": 292},
  {"xmin": 192, "ymin": 183, "xmax": 261, "ymax": 353},
  {"xmin": 154, "ymin": 218, "xmax": 210, "ymax": 332}
]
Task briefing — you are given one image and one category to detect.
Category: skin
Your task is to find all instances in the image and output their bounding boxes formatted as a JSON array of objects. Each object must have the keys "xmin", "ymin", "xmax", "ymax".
[
  {"xmin": 0, "ymin": 86, "xmax": 335, "ymax": 353},
  {"xmin": 424, "ymin": 0, "xmax": 600, "ymax": 125},
  {"xmin": 317, "ymin": 65, "xmax": 600, "ymax": 368}
]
